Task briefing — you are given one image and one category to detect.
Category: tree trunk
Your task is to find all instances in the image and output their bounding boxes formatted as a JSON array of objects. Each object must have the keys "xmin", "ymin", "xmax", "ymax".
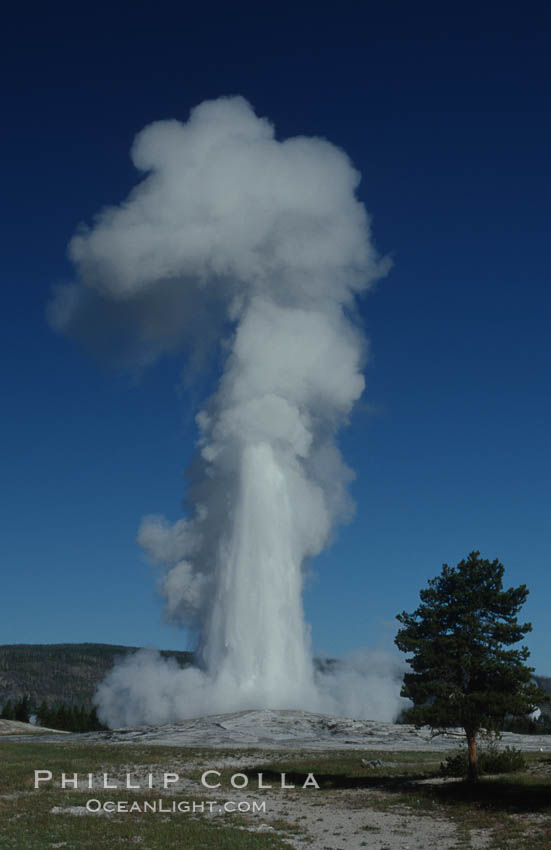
[{"xmin": 466, "ymin": 730, "xmax": 478, "ymax": 783}]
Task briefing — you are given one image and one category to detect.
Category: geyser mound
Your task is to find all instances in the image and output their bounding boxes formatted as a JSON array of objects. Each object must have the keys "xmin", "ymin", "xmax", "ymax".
[{"xmin": 49, "ymin": 95, "xmax": 406, "ymax": 726}]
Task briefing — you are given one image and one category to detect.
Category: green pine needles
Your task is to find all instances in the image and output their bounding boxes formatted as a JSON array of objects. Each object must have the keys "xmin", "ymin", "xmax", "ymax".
[{"xmin": 395, "ymin": 551, "xmax": 545, "ymax": 781}]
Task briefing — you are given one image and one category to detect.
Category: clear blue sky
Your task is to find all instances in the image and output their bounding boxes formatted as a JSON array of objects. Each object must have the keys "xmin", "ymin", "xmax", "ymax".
[{"xmin": 2, "ymin": 3, "xmax": 550, "ymax": 673}]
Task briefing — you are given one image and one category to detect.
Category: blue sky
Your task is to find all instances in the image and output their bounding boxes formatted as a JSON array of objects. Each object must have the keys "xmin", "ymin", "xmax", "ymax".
[{"xmin": 2, "ymin": 4, "xmax": 550, "ymax": 673}]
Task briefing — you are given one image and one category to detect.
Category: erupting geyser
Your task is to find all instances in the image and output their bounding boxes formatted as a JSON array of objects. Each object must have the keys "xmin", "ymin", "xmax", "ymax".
[{"xmin": 49, "ymin": 96, "xmax": 406, "ymax": 726}]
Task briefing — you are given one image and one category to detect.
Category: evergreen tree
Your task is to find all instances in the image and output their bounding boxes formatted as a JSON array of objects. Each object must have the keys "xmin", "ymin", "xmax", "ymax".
[
  {"xmin": 37, "ymin": 700, "xmax": 50, "ymax": 727},
  {"xmin": 395, "ymin": 551, "xmax": 545, "ymax": 782},
  {"xmin": 1, "ymin": 699, "xmax": 15, "ymax": 720},
  {"xmin": 14, "ymin": 694, "xmax": 31, "ymax": 723},
  {"xmin": 88, "ymin": 706, "xmax": 107, "ymax": 731},
  {"xmin": 33, "ymin": 699, "xmax": 107, "ymax": 732}
]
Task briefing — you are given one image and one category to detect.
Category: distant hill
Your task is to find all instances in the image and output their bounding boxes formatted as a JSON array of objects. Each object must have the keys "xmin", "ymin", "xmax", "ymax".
[{"xmin": 0, "ymin": 643, "xmax": 193, "ymax": 710}]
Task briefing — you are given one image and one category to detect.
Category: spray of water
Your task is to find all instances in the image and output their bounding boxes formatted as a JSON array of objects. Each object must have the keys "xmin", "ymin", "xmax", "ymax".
[{"xmin": 49, "ymin": 96, "xmax": 406, "ymax": 725}]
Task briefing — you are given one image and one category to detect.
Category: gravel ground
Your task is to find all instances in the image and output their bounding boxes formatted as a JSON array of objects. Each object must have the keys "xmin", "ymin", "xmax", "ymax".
[{"xmin": 232, "ymin": 786, "xmax": 466, "ymax": 850}]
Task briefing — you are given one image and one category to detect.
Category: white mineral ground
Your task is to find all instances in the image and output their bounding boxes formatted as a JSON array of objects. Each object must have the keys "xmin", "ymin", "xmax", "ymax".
[
  {"xmin": 2, "ymin": 708, "xmax": 549, "ymax": 750},
  {"xmin": 0, "ymin": 719, "xmax": 67, "ymax": 735}
]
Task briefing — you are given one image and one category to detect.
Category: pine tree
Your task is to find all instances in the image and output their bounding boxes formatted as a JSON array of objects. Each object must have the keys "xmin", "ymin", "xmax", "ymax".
[
  {"xmin": 14, "ymin": 694, "xmax": 31, "ymax": 723},
  {"xmin": 37, "ymin": 700, "xmax": 50, "ymax": 727},
  {"xmin": 1, "ymin": 699, "xmax": 15, "ymax": 720},
  {"xmin": 395, "ymin": 551, "xmax": 545, "ymax": 781}
]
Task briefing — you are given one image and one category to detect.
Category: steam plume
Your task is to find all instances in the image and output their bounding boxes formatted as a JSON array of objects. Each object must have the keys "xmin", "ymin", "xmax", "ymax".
[{"xmin": 49, "ymin": 96, "xmax": 405, "ymax": 725}]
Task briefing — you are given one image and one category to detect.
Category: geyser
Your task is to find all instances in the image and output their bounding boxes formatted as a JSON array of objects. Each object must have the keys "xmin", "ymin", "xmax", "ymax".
[{"xmin": 49, "ymin": 96, "xmax": 406, "ymax": 726}]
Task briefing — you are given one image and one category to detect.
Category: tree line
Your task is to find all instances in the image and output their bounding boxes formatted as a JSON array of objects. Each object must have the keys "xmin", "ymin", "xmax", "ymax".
[{"xmin": 0, "ymin": 695, "xmax": 107, "ymax": 732}]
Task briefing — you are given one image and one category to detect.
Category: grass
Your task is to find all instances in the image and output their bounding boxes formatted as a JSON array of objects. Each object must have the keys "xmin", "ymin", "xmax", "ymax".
[
  {"xmin": 0, "ymin": 793, "xmax": 288, "ymax": 850},
  {"xmin": 1, "ymin": 740, "xmax": 550, "ymax": 849},
  {"xmin": 0, "ymin": 741, "xmax": 291, "ymax": 849}
]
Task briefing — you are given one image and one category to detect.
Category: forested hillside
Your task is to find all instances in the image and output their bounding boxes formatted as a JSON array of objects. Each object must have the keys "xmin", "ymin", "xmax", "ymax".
[{"xmin": 0, "ymin": 643, "xmax": 193, "ymax": 710}]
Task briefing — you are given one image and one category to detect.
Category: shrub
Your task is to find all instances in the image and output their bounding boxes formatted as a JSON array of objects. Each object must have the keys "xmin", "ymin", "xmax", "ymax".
[{"xmin": 441, "ymin": 742, "xmax": 526, "ymax": 777}]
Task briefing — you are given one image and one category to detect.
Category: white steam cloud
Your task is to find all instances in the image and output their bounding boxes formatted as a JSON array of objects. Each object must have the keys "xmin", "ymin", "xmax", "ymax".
[{"xmin": 50, "ymin": 96, "xmax": 407, "ymax": 726}]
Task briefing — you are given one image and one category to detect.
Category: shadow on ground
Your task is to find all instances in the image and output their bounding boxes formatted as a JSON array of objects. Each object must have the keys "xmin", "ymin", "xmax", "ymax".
[{"xmin": 245, "ymin": 766, "xmax": 551, "ymax": 814}]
